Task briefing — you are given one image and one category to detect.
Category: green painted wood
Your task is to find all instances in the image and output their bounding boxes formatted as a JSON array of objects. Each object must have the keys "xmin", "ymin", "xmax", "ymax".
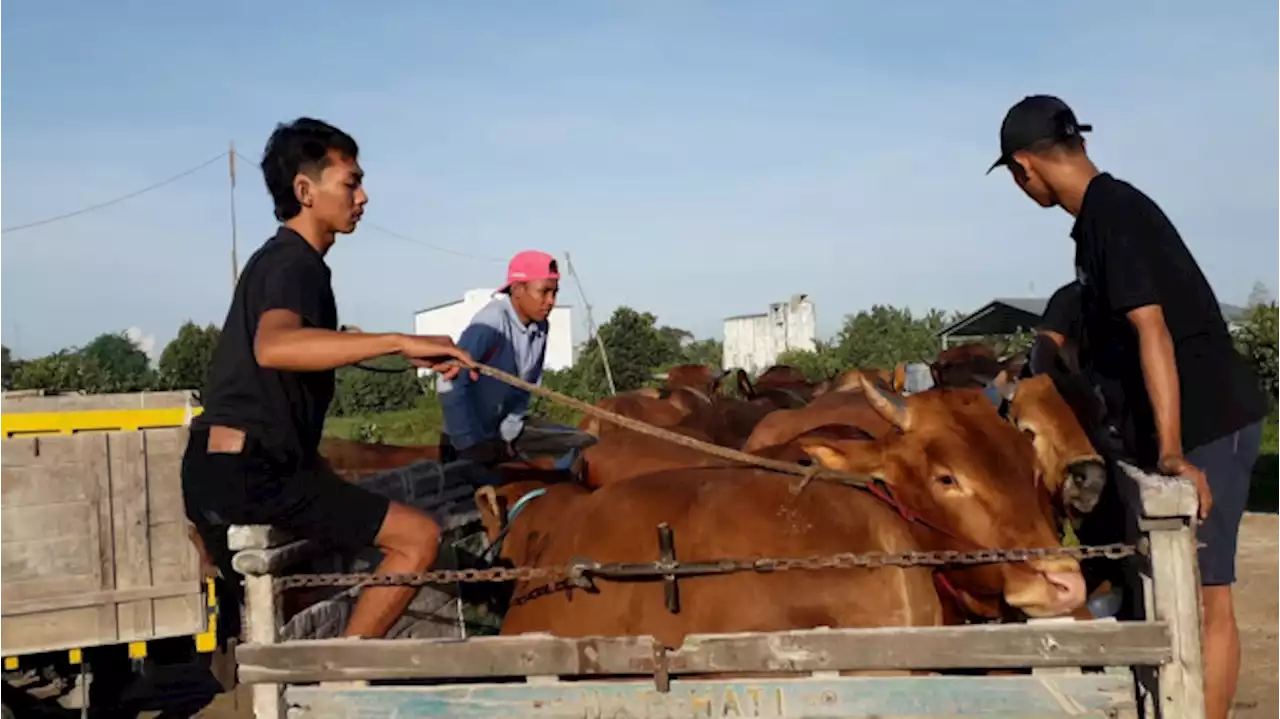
[{"xmin": 287, "ymin": 673, "xmax": 1136, "ymax": 718}]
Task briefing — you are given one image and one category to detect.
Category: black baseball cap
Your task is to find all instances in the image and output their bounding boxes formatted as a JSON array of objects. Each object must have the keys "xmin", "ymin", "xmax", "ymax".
[{"xmin": 986, "ymin": 95, "xmax": 1092, "ymax": 174}]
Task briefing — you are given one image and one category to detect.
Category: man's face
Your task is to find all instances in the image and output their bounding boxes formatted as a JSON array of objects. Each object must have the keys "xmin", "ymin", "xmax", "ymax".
[
  {"xmin": 1009, "ymin": 155, "xmax": 1056, "ymax": 208},
  {"xmin": 300, "ymin": 149, "xmax": 368, "ymax": 233},
  {"xmin": 512, "ymin": 279, "xmax": 559, "ymax": 323}
]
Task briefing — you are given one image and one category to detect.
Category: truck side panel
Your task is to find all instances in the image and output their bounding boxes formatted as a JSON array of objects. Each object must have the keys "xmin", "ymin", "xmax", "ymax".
[{"xmin": 1, "ymin": 428, "xmax": 206, "ymax": 657}]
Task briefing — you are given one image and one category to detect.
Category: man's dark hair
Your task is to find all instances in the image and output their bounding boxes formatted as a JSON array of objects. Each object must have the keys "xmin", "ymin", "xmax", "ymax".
[
  {"xmin": 1024, "ymin": 133, "xmax": 1085, "ymax": 158},
  {"xmin": 261, "ymin": 118, "xmax": 359, "ymax": 221}
]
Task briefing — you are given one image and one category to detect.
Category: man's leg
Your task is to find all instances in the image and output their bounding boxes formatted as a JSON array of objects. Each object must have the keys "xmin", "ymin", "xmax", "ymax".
[
  {"xmin": 343, "ymin": 502, "xmax": 441, "ymax": 638},
  {"xmin": 1187, "ymin": 422, "xmax": 1262, "ymax": 719},
  {"xmin": 263, "ymin": 464, "xmax": 443, "ymax": 639}
]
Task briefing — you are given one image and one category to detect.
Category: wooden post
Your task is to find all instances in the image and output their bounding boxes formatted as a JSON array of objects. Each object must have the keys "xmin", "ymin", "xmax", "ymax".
[
  {"xmin": 1120, "ymin": 462, "xmax": 1205, "ymax": 719},
  {"xmin": 242, "ymin": 556, "xmax": 285, "ymax": 719}
]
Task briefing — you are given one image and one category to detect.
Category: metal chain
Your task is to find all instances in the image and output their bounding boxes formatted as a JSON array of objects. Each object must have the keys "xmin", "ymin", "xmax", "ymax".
[{"xmin": 273, "ymin": 542, "xmax": 1137, "ymax": 592}]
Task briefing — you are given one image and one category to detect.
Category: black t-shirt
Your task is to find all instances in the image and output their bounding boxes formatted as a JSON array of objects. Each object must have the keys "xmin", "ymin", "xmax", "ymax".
[
  {"xmin": 1070, "ymin": 172, "xmax": 1269, "ymax": 463},
  {"xmin": 195, "ymin": 226, "xmax": 338, "ymax": 464},
  {"xmin": 1038, "ymin": 280, "xmax": 1086, "ymax": 370}
]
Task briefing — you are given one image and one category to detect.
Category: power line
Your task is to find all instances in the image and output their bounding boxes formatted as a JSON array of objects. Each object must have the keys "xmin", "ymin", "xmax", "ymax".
[
  {"xmin": 1, "ymin": 152, "xmax": 228, "ymax": 234},
  {"xmin": 232, "ymin": 151, "xmax": 504, "ymax": 263}
]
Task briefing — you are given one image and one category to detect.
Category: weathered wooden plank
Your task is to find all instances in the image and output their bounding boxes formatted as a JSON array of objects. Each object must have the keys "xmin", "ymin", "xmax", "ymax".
[
  {"xmin": 1, "ymin": 433, "xmax": 97, "ymax": 468},
  {"xmin": 1148, "ymin": 523, "xmax": 1206, "ymax": 719},
  {"xmin": 228, "ymin": 524, "xmax": 297, "ymax": 552},
  {"xmin": 1, "ymin": 605, "xmax": 118, "ymax": 656},
  {"xmin": 1117, "ymin": 461, "xmax": 1197, "ymax": 520},
  {"xmin": 237, "ymin": 620, "xmax": 1172, "ymax": 684},
  {"xmin": 144, "ymin": 428, "xmax": 188, "ymax": 524},
  {"xmin": 233, "ymin": 540, "xmax": 316, "ymax": 576},
  {"xmin": 0, "ymin": 502, "xmax": 94, "ymax": 543},
  {"xmin": 246, "ymin": 572, "xmax": 286, "ymax": 719},
  {"xmin": 285, "ymin": 674, "xmax": 1139, "ymax": 718},
  {"xmin": 1, "ymin": 581, "xmax": 203, "ymax": 616},
  {"xmin": 1, "ymin": 390, "xmax": 197, "ymax": 413},
  {"xmin": 110, "ymin": 431, "xmax": 155, "ymax": 640}
]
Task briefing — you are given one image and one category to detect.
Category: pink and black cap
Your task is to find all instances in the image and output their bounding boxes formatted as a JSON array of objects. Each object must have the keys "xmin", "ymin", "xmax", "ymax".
[
  {"xmin": 498, "ymin": 250, "xmax": 560, "ymax": 293},
  {"xmin": 987, "ymin": 95, "xmax": 1093, "ymax": 174}
]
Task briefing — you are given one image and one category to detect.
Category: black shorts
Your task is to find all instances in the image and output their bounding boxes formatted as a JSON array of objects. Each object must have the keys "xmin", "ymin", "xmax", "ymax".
[
  {"xmin": 182, "ymin": 428, "xmax": 390, "ymax": 568},
  {"xmin": 1188, "ymin": 421, "xmax": 1264, "ymax": 586}
]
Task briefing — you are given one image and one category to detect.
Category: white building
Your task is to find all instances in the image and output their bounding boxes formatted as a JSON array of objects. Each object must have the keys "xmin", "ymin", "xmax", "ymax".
[
  {"xmin": 412, "ymin": 288, "xmax": 576, "ymax": 375},
  {"xmin": 722, "ymin": 294, "xmax": 817, "ymax": 375}
]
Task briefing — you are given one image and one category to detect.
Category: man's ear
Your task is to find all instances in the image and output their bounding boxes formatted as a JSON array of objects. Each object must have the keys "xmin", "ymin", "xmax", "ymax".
[
  {"xmin": 293, "ymin": 173, "xmax": 315, "ymax": 210},
  {"xmin": 474, "ymin": 485, "xmax": 504, "ymax": 543}
]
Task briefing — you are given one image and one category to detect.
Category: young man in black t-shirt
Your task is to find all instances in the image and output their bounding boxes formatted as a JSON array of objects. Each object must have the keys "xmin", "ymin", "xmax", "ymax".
[
  {"xmin": 185, "ymin": 118, "xmax": 477, "ymax": 640},
  {"xmin": 989, "ymin": 95, "xmax": 1269, "ymax": 719}
]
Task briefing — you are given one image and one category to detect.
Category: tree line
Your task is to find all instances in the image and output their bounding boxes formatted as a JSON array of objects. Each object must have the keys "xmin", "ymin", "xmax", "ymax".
[{"xmin": 3, "ymin": 301, "xmax": 1275, "ymax": 419}]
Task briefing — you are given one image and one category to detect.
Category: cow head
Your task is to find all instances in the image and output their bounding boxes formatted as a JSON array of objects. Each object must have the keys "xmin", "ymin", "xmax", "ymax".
[
  {"xmin": 794, "ymin": 375, "xmax": 1086, "ymax": 618},
  {"xmin": 474, "ymin": 480, "xmax": 586, "ymax": 565},
  {"xmin": 991, "ymin": 371, "xmax": 1106, "ymax": 517}
]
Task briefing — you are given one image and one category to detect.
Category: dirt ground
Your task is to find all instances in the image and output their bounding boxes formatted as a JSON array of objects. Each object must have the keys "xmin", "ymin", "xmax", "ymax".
[{"xmin": 195, "ymin": 514, "xmax": 1278, "ymax": 718}]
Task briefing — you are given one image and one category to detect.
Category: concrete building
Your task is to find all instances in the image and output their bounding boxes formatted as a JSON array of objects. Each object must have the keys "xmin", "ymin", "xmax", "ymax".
[
  {"xmin": 722, "ymin": 294, "xmax": 817, "ymax": 374},
  {"xmin": 413, "ymin": 289, "xmax": 576, "ymax": 376}
]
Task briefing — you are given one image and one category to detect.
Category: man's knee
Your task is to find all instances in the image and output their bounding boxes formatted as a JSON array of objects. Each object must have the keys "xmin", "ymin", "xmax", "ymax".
[{"xmin": 375, "ymin": 503, "xmax": 441, "ymax": 565}]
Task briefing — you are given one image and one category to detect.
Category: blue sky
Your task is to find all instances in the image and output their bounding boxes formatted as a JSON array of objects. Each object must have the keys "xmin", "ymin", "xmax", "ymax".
[{"xmin": 3, "ymin": 1, "xmax": 1276, "ymax": 358}]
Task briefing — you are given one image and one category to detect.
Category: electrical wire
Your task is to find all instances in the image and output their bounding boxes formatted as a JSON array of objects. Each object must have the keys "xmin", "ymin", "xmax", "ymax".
[{"xmin": 1, "ymin": 152, "xmax": 228, "ymax": 234}]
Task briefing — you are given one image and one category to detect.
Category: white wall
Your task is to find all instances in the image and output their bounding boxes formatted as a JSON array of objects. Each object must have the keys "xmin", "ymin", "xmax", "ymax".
[
  {"xmin": 722, "ymin": 295, "xmax": 816, "ymax": 374},
  {"xmin": 413, "ymin": 288, "xmax": 576, "ymax": 375}
]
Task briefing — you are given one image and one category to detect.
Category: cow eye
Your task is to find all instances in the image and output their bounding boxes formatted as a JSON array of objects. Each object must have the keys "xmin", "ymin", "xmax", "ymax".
[
  {"xmin": 935, "ymin": 474, "xmax": 957, "ymax": 487},
  {"xmin": 1022, "ymin": 427, "xmax": 1037, "ymax": 441}
]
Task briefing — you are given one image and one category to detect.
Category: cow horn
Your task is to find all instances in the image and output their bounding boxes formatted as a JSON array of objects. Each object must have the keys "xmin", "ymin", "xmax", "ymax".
[
  {"xmin": 475, "ymin": 485, "xmax": 501, "ymax": 523},
  {"xmin": 859, "ymin": 373, "xmax": 909, "ymax": 430}
]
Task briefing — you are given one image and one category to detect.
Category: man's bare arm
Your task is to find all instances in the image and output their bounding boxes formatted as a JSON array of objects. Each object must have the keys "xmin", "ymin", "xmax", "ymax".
[
  {"xmin": 255, "ymin": 309, "xmax": 405, "ymax": 371},
  {"xmin": 1126, "ymin": 304, "xmax": 1183, "ymax": 459}
]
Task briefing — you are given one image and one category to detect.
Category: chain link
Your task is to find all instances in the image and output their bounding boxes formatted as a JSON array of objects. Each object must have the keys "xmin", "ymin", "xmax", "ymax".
[{"xmin": 273, "ymin": 542, "xmax": 1136, "ymax": 592}]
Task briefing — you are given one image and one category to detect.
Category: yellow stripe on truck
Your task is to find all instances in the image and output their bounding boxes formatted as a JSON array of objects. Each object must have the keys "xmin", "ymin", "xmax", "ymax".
[{"xmin": 0, "ymin": 407, "xmax": 203, "ymax": 437}]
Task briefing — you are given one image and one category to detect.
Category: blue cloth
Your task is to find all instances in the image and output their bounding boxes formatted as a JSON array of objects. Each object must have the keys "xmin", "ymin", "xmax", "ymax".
[
  {"xmin": 902, "ymin": 363, "xmax": 935, "ymax": 394},
  {"xmin": 438, "ymin": 294, "xmax": 548, "ymax": 450}
]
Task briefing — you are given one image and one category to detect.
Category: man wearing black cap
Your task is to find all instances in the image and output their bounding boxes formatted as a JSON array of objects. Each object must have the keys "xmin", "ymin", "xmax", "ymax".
[{"xmin": 989, "ymin": 95, "xmax": 1269, "ymax": 719}]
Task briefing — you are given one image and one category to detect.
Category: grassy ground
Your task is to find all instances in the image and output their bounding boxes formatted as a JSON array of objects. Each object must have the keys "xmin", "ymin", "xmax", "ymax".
[{"xmin": 326, "ymin": 403, "xmax": 1280, "ymax": 513}]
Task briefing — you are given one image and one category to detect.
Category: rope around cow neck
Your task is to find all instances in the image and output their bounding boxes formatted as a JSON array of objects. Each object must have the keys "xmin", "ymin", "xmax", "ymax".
[{"xmin": 464, "ymin": 362, "xmax": 877, "ymax": 492}]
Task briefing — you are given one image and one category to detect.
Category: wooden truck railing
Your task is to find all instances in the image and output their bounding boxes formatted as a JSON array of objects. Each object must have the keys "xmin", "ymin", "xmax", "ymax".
[
  {"xmin": 228, "ymin": 460, "xmax": 1206, "ymax": 719},
  {"xmin": 0, "ymin": 426, "xmax": 216, "ymax": 715}
]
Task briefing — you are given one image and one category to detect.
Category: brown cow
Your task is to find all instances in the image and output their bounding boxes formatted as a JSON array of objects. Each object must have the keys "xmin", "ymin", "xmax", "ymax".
[
  {"xmin": 663, "ymin": 363, "xmax": 729, "ymax": 399},
  {"xmin": 477, "ymin": 389, "xmax": 1084, "ymax": 647},
  {"xmin": 318, "ymin": 436, "xmax": 441, "ymax": 481}
]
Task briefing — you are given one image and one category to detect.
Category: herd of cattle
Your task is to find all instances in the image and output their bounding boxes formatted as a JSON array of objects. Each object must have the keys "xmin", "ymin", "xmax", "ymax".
[{"xmin": 305, "ymin": 341, "xmax": 1128, "ymax": 654}]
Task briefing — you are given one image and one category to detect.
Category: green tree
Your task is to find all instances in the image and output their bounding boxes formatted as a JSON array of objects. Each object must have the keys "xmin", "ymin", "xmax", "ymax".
[
  {"xmin": 1234, "ymin": 302, "xmax": 1278, "ymax": 404},
  {"xmin": 2, "ymin": 345, "xmax": 15, "ymax": 390},
  {"xmin": 10, "ymin": 349, "xmax": 113, "ymax": 394},
  {"xmin": 329, "ymin": 355, "xmax": 422, "ymax": 417},
  {"xmin": 575, "ymin": 307, "xmax": 686, "ymax": 394},
  {"xmin": 832, "ymin": 305, "xmax": 950, "ymax": 369},
  {"xmin": 680, "ymin": 338, "xmax": 724, "ymax": 369},
  {"xmin": 82, "ymin": 332, "xmax": 154, "ymax": 391},
  {"xmin": 157, "ymin": 322, "xmax": 221, "ymax": 393},
  {"xmin": 775, "ymin": 341, "xmax": 845, "ymax": 382}
]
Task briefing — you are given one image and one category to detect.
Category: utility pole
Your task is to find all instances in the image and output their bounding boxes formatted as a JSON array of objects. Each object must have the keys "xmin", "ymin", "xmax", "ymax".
[
  {"xmin": 229, "ymin": 141, "xmax": 240, "ymax": 288},
  {"xmin": 564, "ymin": 252, "xmax": 616, "ymax": 396}
]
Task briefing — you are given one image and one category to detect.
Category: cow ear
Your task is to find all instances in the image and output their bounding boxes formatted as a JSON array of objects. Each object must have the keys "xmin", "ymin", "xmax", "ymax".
[
  {"xmin": 474, "ymin": 485, "xmax": 504, "ymax": 543},
  {"xmin": 796, "ymin": 437, "xmax": 884, "ymax": 476},
  {"xmin": 859, "ymin": 373, "xmax": 910, "ymax": 430},
  {"xmin": 736, "ymin": 369, "xmax": 757, "ymax": 399}
]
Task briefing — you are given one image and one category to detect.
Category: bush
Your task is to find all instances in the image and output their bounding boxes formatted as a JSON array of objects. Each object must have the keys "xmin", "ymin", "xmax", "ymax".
[
  {"xmin": 329, "ymin": 356, "xmax": 423, "ymax": 417},
  {"xmin": 1234, "ymin": 302, "xmax": 1278, "ymax": 404}
]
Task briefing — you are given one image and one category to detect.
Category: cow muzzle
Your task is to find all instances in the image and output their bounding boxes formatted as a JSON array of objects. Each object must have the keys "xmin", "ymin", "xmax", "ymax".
[
  {"xmin": 1002, "ymin": 558, "xmax": 1086, "ymax": 617},
  {"xmin": 1063, "ymin": 458, "xmax": 1107, "ymax": 515}
]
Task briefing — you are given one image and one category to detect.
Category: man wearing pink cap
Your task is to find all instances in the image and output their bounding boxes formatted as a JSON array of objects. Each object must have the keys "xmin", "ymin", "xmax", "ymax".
[{"xmin": 439, "ymin": 250, "xmax": 584, "ymax": 465}]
